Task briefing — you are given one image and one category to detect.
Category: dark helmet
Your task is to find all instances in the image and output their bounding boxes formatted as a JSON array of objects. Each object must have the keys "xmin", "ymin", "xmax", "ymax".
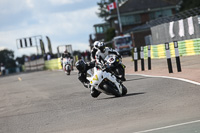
[
  {"xmin": 75, "ymin": 60, "xmax": 86, "ymax": 72},
  {"xmin": 64, "ymin": 50, "xmax": 68, "ymax": 54},
  {"xmin": 98, "ymin": 42, "xmax": 105, "ymax": 53}
]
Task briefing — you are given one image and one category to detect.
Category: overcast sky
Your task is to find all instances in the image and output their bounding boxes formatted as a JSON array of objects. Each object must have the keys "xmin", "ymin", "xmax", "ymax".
[{"xmin": 0, "ymin": 0, "xmax": 103, "ymax": 57}]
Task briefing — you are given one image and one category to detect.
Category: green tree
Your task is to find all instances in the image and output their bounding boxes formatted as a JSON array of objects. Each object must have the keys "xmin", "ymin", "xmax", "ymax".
[
  {"xmin": 0, "ymin": 49, "xmax": 16, "ymax": 68},
  {"xmin": 73, "ymin": 50, "xmax": 81, "ymax": 56},
  {"xmin": 180, "ymin": 0, "xmax": 200, "ymax": 11},
  {"xmin": 105, "ymin": 28, "xmax": 116, "ymax": 41},
  {"xmin": 97, "ymin": 0, "xmax": 121, "ymax": 20},
  {"xmin": 16, "ymin": 55, "xmax": 27, "ymax": 65},
  {"xmin": 97, "ymin": 0, "xmax": 111, "ymax": 20}
]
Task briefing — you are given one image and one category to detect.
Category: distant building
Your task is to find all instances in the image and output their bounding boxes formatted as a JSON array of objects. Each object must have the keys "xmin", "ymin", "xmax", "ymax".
[{"xmin": 89, "ymin": 0, "xmax": 182, "ymax": 48}]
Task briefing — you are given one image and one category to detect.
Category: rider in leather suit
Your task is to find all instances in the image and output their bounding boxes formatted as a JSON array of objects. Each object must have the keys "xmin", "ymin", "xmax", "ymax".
[
  {"xmin": 91, "ymin": 41, "xmax": 100, "ymax": 61},
  {"xmin": 95, "ymin": 42, "xmax": 126, "ymax": 81},
  {"xmin": 60, "ymin": 50, "xmax": 73, "ymax": 70},
  {"xmin": 75, "ymin": 60, "xmax": 101, "ymax": 98}
]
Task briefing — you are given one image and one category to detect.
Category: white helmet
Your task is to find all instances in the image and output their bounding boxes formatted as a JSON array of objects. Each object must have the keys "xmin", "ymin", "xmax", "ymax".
[{"xmin": 93, "ymin": 41, "xmax": 100, "ymax": 48}]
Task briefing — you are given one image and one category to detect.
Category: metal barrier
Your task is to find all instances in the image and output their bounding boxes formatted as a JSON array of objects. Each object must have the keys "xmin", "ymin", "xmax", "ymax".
[{"xmin": 24, "ymin": 58, "xmax": 45, "ymax": 71}]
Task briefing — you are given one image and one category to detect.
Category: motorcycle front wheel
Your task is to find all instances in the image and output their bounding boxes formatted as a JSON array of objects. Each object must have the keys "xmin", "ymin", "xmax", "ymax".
[
  {"xmin": 65, "ymin": 65, "xmax": 71, "ymax": 75},
  {"xmin": 114, "ymin": 65, "xmax": 124, "ymax": 77},
  {"xmin": 121, "ymin": 84, "xmax": 127, "ymax": 96},
  {"xmin": 100, "ymin": 81, "xmax": 121, "ymax": 97}
]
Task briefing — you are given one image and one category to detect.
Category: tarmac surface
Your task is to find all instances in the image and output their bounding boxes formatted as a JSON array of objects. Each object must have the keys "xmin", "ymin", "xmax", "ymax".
[
  {"xmin": 0, "ymin": 65, "xmax": 200, "ymax": 133},
  {"xmin": 123, "ymin": 55, "xmax": 200, "ymax": 83}
]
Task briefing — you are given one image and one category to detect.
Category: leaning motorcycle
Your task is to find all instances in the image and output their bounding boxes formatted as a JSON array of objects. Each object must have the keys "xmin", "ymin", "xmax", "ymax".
[
  {"xmin": 62, "ymin": 57, "xmax": 73, "ymax": 75},
  {"xmin": 86, "ymin": 64, "xmax": 127, "ymax": 97},
  {"xmin": 104, "ymin": 54, "xmax": 126, "ymax": 81}
]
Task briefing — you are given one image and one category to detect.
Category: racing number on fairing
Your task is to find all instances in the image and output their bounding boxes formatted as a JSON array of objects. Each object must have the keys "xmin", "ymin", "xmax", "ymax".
[{"xmin": 109, "ymin": 57, "xmax": 115, "ymax": 63}]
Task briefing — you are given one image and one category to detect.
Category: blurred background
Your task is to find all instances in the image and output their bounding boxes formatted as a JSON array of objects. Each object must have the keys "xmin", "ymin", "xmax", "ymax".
[{"xmin": 0, "ymin": 0, "xmax": 200, "ymax": 75}]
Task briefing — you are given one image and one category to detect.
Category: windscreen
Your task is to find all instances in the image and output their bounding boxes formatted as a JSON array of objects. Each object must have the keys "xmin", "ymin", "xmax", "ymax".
[{"xmin": 115, "ymin": 37, "xmax": 132, "ymax": 46}]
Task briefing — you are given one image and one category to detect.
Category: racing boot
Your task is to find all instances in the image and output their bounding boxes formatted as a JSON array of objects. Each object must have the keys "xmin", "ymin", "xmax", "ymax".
[{"xmin": 121, "ymin": 76, "xmax": 126, "ymax": 81}]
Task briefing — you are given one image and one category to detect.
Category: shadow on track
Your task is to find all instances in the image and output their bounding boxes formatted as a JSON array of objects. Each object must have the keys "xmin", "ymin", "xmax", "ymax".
[
  {"xmin": 64, "ymin": 72, "xmax": 77, "ymax": 76},
  {"xmin": 125, "ymin": 92, "xmax": 146, "ymax": 97},
  {"xmin": 98, "ymin": 92, "xmax": 146, "ymax": 100}
]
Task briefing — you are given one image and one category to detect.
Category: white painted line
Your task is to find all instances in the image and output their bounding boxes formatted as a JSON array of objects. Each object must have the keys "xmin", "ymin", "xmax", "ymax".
[
  {"xmin": 126, "ymin": 73, "xmax": 200, "ymax": 86},
  {"xmin": 133, "ymin": 119, "xmax": 200, "ymax": 133}
]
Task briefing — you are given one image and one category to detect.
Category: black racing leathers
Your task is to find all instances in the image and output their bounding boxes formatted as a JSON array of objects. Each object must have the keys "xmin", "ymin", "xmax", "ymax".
[
  {"xmin": 77, "ymin": 61, "xmax": 101, "ymax": 98},
  {"xmin": 77, "ymin": 61, "xmax": 95, "ymax": 86}
]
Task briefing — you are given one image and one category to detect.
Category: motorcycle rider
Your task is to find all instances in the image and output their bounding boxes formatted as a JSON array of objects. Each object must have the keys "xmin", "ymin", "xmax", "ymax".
[
  {"xmin": 61, "ymin": 50, "xmax": 74, "ymax": 70},
  {"xmin": 95, "ymin": 42, "xmax": 126, "ymax": 81},
  {"xmin": 0, "ymin": 63, "xmax": 5, "ymax": 76},
  {"xmin": 75, "ymin": 60, "xmax": 101, "ymax": 98},
  {"xmin": 91, "ymin": 41, "xmax": 100, "ymax": 61},
  {"xmin": 75, "ymin": 41, "xmax": 101, "ymax": 96}
]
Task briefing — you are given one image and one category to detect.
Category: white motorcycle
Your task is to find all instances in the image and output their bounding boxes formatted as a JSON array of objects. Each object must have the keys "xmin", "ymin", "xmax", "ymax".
[
  {"xmin": 63, "ymin": 57, "xmax": 73, "ymax": 75},
  {"xmin": 86, "ymin": 64, "xmax": 127, "ymax": 97}
]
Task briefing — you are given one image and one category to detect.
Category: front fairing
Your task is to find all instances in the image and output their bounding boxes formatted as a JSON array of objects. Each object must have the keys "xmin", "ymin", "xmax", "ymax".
[
  {"xmin": 87, "ymin": 67, "xmax": 111, "ymax": 87},
  {"xmin": 87, "ymin": 67, "xmax": 102, "ymax": 87},
  {"xmin": 87, "ymin": 67, "xmax": 123, "ymax": 96},
  {"xmin": 105, "ymin": 55, "xmax": 121, "ymax": 68},
  {"xmin": 63, "ymin": 58, "xmax": 71, "ymax": 65}
]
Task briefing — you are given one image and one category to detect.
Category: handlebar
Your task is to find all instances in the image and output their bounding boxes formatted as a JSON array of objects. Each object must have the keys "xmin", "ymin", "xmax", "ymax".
[{"xmin": 96, "ymin": 63, "xmax": 111, "ymax": 72}]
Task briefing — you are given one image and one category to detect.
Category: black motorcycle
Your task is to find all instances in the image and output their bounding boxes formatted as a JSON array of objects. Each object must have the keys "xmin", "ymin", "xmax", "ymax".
[{"xmin": 104, "ymin": 54, "xmax": 126, "ymax": 81}]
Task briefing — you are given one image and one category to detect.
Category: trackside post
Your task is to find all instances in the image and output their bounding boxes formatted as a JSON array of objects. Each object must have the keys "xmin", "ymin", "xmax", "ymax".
[
  {"xmin": 134, "ymin": 47, "xmax": 138, "ymax": 72},
  {"xmin": 165, "ymin": 42, "xmax": 173, "ymax": 73},
  {"xmin": 174, "ymin": 41, "xmax": 182, "ymax": 72}
]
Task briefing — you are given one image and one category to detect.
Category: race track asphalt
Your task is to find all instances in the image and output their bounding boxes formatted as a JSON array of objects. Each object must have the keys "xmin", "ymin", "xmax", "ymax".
[{"xmin": 0, "ymin": 71, "xmax": 200, "ymax": 133}]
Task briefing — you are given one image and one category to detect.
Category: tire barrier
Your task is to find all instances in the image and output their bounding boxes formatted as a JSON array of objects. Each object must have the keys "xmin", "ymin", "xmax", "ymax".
[
  {"xmin": 143, "ymin": 38, "xmax": 200, "ymax": 59},
  {"xmin": 133, "ymin": 38, "xmax": 200, "ymax": 73}
]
